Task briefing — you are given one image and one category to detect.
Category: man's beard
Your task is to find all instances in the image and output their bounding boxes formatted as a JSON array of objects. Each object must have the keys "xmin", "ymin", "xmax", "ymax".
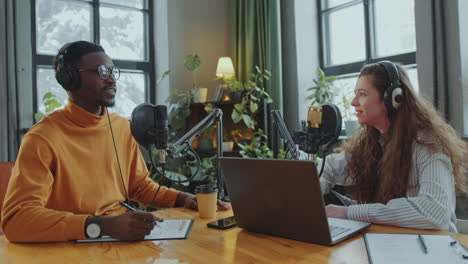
[
  {"xmin": 97, "ymin": 98, "xmax": 115, "ymax": 107},
  {"xmin": 98, "ymin": 85, "xmax": 116, "ymax": 107}
]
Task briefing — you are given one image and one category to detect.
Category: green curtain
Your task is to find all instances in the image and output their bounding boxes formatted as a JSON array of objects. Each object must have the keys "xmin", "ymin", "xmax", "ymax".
[{"xmin": 232, "ymin": 0, "xmax": 283, "ymax": 114}]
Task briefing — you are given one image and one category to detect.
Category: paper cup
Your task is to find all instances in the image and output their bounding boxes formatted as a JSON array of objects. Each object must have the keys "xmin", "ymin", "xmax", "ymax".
[{"xmin": 195, "ymin": 184, "xmax": 218, "ymax": 219}]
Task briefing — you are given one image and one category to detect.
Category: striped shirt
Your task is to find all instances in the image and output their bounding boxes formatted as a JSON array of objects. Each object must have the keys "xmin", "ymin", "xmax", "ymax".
[{"xmin": 319, "ymin": 143, "xmax": 458, "ymax": 232}]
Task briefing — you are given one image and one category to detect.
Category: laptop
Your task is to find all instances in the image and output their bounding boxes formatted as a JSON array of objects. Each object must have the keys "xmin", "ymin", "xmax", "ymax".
[{"xmin": 220, "ymin": 157, "xmax": 371, "ymax": 246}]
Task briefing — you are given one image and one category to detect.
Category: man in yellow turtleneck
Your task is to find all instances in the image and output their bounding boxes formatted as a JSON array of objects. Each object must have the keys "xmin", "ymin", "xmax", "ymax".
[{"xmin": 1, "ymin": 41, "xmax": 229, "ymax": 242}]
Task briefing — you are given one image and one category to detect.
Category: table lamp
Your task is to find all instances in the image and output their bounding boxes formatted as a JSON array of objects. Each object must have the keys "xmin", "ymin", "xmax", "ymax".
[{"xmin": 216, "ymin": 57, "xmax": 235, "ymax": 79}]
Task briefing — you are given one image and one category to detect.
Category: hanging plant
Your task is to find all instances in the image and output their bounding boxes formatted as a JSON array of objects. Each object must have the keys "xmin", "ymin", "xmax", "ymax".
[{"xmin": 231, "ymin": 66, "xmax": 273, "ymax": 129}]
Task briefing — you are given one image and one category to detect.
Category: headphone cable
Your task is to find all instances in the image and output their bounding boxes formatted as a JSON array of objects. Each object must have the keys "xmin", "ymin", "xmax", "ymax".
[{"xmin": 106, "ymin": 108, "xmax": 130, "ymax": 205}]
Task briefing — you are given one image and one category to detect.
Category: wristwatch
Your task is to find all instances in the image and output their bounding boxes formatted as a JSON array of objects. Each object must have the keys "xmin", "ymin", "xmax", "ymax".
[{"xmin": 85, "ymin": 216, "xmax": 102, "ymax": 239}]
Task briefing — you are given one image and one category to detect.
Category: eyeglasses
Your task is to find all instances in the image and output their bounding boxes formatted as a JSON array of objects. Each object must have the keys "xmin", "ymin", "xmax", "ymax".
[{"xmin": 78, "ymin": 65, "xmax": 120, "ymax": 80}]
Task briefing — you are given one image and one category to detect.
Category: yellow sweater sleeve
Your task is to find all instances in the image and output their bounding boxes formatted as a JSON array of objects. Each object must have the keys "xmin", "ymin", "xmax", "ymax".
[
  {"xmin": 127, "ymin": 137, "xmax": 179, "ymax": 208},
  {"xmin": 1, "ymin": 134, "xmax": 89, "ymax": 242}
]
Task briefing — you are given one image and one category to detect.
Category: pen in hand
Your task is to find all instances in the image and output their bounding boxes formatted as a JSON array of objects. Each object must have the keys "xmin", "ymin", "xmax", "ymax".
[
  {"xmin": 418, "ymin": 234, "xmax": 428, "ymax": 254},
  {"xmin": 119, "ymin": 201, "xmax": 163, "ymax": 226},
  {"xmin": 119, "ymin": 201, "xmax": 137, "ymax": 211}
]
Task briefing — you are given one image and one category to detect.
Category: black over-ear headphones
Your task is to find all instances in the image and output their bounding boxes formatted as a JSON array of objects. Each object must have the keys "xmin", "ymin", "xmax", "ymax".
[
  {"xmin": 55, "ymin": 42, "xmax": 80, "ymax": 91},
  {"xmin": 377, "ymin": 60, "xmax": 404, "ymax": 111}
]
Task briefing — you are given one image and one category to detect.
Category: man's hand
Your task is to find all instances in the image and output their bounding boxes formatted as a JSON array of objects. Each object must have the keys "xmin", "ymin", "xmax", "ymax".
[
  {"xmin": 175, "ymin": 192, "xmax": 230, "ymax": 211},
  {"xmin": 325, "ymin": 204, "xmax": 348, "ymax": 219},
  {"xmin": 99, "ymin": 211, "xmax": 160, "ymax": 241}
]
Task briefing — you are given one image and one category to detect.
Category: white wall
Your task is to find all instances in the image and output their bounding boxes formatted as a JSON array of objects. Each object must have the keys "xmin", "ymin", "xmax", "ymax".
[{"xmin": 155, "ymin": 0, "xmax": 232, "ymax": 104}]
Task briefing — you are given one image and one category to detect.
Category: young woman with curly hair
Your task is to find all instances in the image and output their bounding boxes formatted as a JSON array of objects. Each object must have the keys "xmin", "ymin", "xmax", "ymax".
[{"xmin": 320, "ymin": 61, "xmax": 467, "ymax": 232}]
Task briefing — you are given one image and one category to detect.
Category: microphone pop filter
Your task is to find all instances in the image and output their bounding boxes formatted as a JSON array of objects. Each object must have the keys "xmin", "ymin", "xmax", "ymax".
[
  {"xmin": 130, "ymin": 103, "xmax": 156, "ymax": 147},
  {"xmin": 320, "ymin": 103, "xmax": 342, "ymax": 150}
]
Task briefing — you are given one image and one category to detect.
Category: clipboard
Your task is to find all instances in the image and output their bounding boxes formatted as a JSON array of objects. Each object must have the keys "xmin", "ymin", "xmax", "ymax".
[
  {"xmin": 76, "ymin": 219, "xmax": 193, "ymax": 243},
  {"xmin": 364, "ymin": 233, "xmax": 468, "ymax": 264}
]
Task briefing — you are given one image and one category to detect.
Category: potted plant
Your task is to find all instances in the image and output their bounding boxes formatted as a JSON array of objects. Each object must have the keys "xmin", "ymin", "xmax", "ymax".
[
  {"xmin": 220, "ymin": 128, "xmax": 237, "ymax": 152},
  {"xmin": 221, "ymin": 77, "xmax": 243, "ymax": 102},
  {"xmin": 231, "ymin": 66, "xmax": 273, "ymax": 129},
  {"xmin": 307, "ymin": 67, "xmax": 337, "ymax": 106},
  {"xmin": 184, "ymin": 53, "xmax": 207, "ymax": 103},
  {"xmin": 341, "ymin": 94, "xmax": 359, "ymax": 137}
]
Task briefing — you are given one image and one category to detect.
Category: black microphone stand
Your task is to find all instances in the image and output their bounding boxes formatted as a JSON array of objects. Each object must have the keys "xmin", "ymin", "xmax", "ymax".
[
  {"xmin": 168, "ymin": 108, "xmax": 228, "ymax": 201},
  {"xmin": 271, "ymin": 110, "xmax": 299, "ymax": 159}
]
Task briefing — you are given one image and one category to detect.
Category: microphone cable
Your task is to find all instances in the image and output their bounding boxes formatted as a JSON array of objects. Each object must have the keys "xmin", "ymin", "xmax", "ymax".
[
  {"xmin": 106, "ymin": 108, "xmax": 131, "ymax": 205},
  {"xmin": 147, "ymin": 145, "xmax": 201, "ymax": 184},
  {"xmin": 318, "ymin": 151, "xmax": 327, "ymax": 178}
]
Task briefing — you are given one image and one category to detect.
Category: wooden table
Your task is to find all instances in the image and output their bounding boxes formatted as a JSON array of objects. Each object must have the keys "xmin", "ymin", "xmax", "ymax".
[{"xmin": 1, "ymin": 207, "xmax": 467, "ymax": 264}]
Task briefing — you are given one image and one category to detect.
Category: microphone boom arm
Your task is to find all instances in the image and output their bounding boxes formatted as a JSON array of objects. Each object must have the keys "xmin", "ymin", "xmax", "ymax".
[
  {"xmin": 167, "ymin": 108, "xmax": 228, "ymax": 201},
  {"xmin": 272, "ymin": 110, "xmax": 299, "ymax": 159},
  {"xmin": 168, "ymin": 108, "xmax": 222, "ymax": 156}
]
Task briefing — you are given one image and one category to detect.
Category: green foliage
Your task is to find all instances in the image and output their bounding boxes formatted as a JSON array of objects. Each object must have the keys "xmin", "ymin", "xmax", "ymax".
[
  {"xmin": 34, "ymin": 92, "xmax": 63, "ymax": 122},
  {"xmin": 184, "ymin": 54, "xmax": 201, "ymax": 72},
  {"xmin": 184, "ymin": 54, "xmax": 201, "ymax": 89},
  {"xmin": 278, "ymin": 148, "xmax": 293, "ymax": 160},
  {"xmin": 341, "ymin": 94, "xmax": 354, "ymax": 120},
  {"xmin": 157, "ymin": 70, "xmax": 171, "ymax": 84},
  {"xmin": 231, "ymin": 66, "xmax": 273, "ymax": 129},
  {"xmin": 220, "ymin": 76, "xmax": 243, "ymax": 92},
  {"xmin": 197, "ymin": 157, "xmax": 217, "ymax": 185},
  {"xmin": 229, "ymin": 129, "xmax": 242, "ymax": 143},
  {"xmin": 238, "ymin": 129, "xmax": 294, "ymax": 159},
  {"xmin": 181, "ymin": 155, "xmax": 217, "ymax": 186},
  {"xmin": 238, "ymin": 129, "xmax": 273, "ymax": 158},
  {"xmin": 307, "ymin": 68, "xmax": 337, "ymax": 106}
]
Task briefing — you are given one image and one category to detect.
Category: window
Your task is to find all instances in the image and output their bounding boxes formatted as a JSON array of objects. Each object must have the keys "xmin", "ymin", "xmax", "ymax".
[
  {"xmin": 33, "ymin": 0, "xmax": 153, "ymax": 117},
  {"xmin": 318, "ymin": 0, "xmax": 417, "ymax": 122}
]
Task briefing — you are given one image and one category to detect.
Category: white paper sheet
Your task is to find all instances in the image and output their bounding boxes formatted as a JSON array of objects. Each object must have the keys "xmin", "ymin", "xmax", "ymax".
[{"xmin": 364, "ymin": 233, "xmax": 468, "ymax": 264}]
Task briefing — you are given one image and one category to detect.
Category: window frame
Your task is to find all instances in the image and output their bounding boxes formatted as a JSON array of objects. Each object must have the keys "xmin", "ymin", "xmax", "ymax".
[
  {"xmin": 318, "ymin": 0, "xmax": 416, "ymax": 77},
  {"xmin": 31, "ymin": 0, "xmax": 155, "ymax": 116}
]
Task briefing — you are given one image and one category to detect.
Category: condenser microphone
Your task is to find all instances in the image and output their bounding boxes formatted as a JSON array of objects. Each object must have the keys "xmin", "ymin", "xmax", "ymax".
[
  {"xmin": 130, "ymin": 103, "xmax": 170, "ymax": 164},
  {"xmin": 292, "ymin": 103, "xmax": 342, "ymax": 154}
]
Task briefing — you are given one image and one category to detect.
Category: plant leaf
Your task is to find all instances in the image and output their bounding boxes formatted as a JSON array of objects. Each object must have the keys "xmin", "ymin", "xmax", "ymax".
[
  {"xmin": 34, "ymin": 112, "xmax": 44, "ymax": 122},
  {"xmin": 233, "ymin": 103, "xmax": 243, "ymax": 112},
  {"xmin": 243, "ymin": 115, "xmax": 254, "ymax": 128},
  {"xmin": 250, "ymin": 102, "xmax": 258, "ymax": 113},
  {"xmin": 42, "ymin": 92, "xmax": 55, "ymax": 101},
  {"xmin": 231, "ymin": 111, "xmax": 242, "ymax": 123},
  {"xmin": 184, "ymin": 54, "xmax": 201, "ymax": 72}
]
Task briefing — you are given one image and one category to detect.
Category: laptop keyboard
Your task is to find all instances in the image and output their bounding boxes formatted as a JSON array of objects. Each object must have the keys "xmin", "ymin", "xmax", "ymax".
[{"xmin": 329, "ymin": 225, "xmax": 351, "ymax": 238}]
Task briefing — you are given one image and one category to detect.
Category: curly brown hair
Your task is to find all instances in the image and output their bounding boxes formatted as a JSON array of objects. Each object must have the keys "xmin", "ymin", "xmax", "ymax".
[{"xmin": 343, "ymin": 62, "xmax": 467, "ymax": 204}]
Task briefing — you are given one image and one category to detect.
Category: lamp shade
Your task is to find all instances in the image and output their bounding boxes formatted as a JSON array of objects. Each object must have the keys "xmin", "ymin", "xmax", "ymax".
[{"xmin": 216, "ymin": 57, "xmax": 235, "ymax": 78}]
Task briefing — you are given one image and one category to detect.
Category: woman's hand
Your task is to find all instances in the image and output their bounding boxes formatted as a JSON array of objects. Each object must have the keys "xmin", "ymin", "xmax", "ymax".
[{"xmin": 325, "ymin": 204, "xmax": 348, "ymax": 219}]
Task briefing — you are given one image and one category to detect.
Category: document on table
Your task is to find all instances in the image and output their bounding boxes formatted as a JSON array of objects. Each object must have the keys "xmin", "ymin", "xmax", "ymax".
[
  {"xmin": 76, "ymin": 219, "xmax": 193, "ymax": 243},
  {"xmin": 364, "ymin": 233, "xmax": 468, "ymax": 264}
]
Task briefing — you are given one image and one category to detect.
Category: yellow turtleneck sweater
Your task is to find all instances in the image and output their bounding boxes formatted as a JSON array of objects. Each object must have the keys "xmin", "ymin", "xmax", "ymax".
[{"xmin": 1, "ymin": 100, "xmax": 179, "ymax": 242}]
